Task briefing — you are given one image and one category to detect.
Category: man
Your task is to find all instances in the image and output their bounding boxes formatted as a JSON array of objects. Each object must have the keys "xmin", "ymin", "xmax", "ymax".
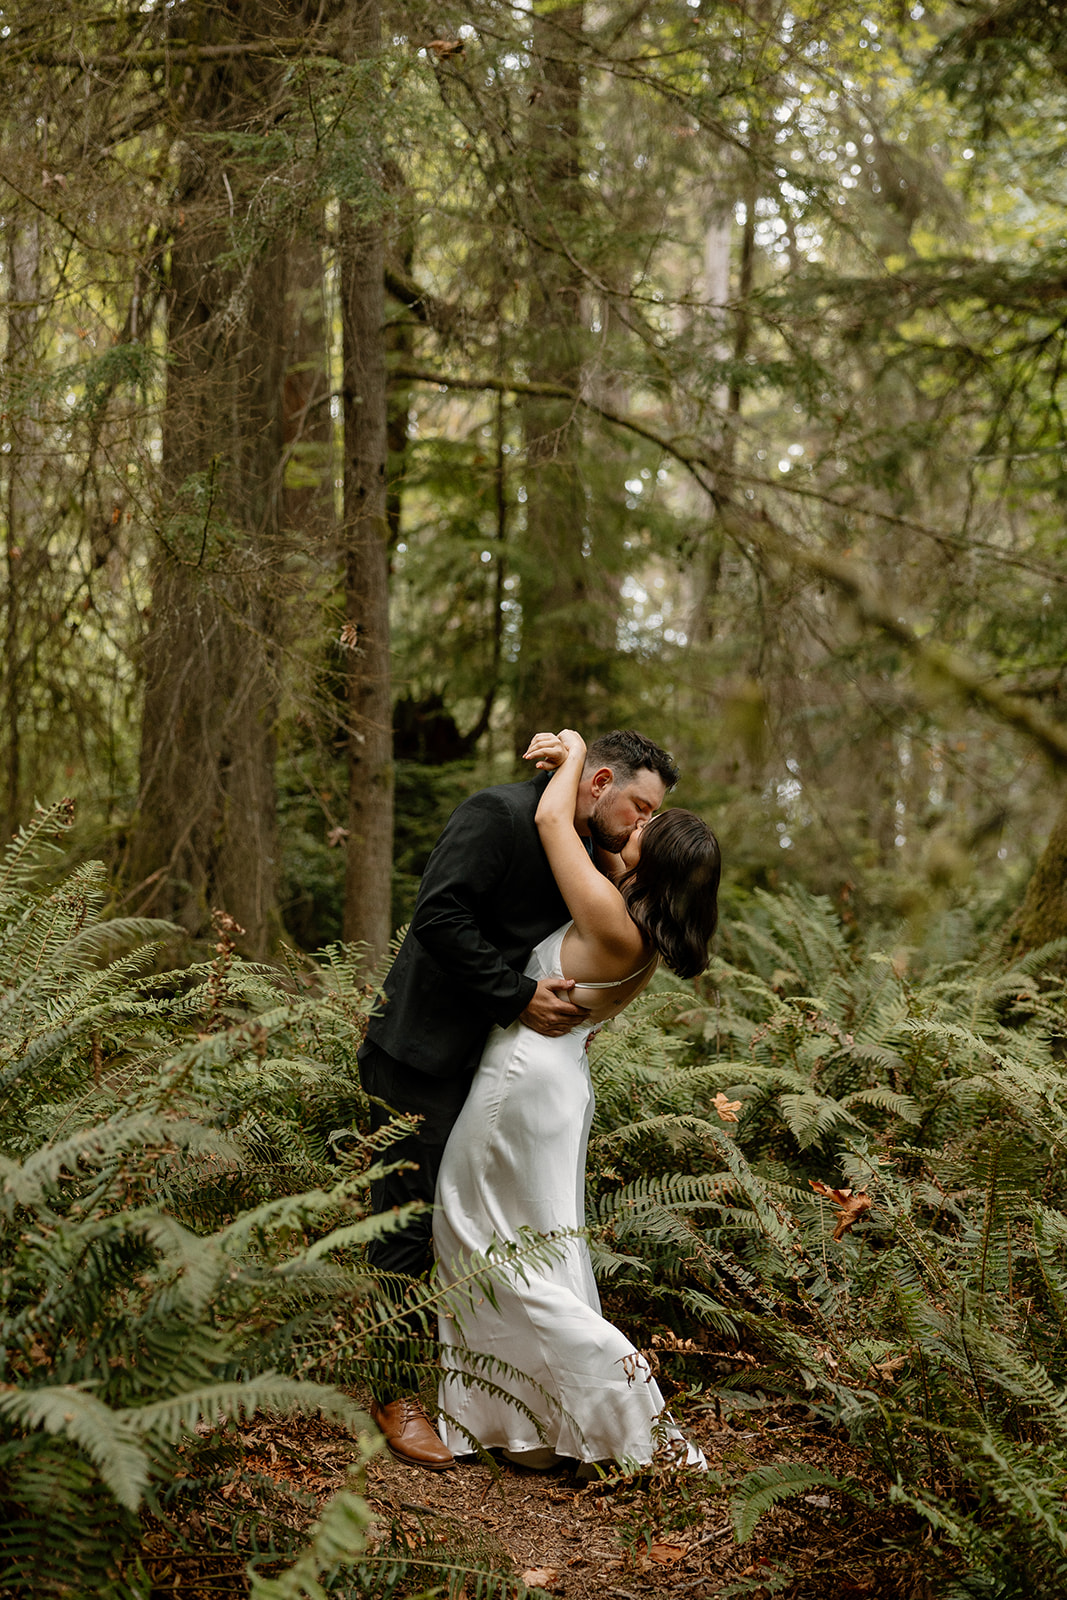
[{"xmin": 358, "ymin": 730, "xmax": 679, "ymax": 1468}]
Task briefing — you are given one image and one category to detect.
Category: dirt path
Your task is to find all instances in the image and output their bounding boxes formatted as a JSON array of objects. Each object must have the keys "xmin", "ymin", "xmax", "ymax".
[
  {"xmin": 148, "ymin": 1395, "xmax": 930, "ymax": 1596},
  {"xmin": 359, "ymin": 1398, "xmax": 929, "ymax": 1599}
]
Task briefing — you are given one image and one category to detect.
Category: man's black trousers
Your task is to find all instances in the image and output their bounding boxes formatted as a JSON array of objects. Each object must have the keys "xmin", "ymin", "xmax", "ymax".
[{"xmin": 358, "ymin": 1040, "xmax": 474, "ymax": 1280}]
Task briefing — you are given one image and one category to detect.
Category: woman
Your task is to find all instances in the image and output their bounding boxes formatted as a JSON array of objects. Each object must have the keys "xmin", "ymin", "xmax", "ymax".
[{"xmin": 433, "ymin": 729, "xmax": 720, "ymax": 1472}]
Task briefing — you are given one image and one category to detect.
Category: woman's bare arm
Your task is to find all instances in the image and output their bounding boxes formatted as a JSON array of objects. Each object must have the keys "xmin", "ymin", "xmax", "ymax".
[{"xmin": 523, "ymin": 730, "xmax": 644, "ymax": 962}]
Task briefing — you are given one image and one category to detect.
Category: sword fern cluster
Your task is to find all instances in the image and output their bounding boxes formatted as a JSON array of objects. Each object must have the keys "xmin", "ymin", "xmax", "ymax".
[
  {"xmin": 0, "ymin": 802, "xmax": 431, "ymax": 1598},
  {"xmin": 9, "ymin": 801, "xmax": 1067, "ymax": 1598},
  {"xmin": 587, "ymin": 886, "xmax": 1067, "ymax": 1597}
]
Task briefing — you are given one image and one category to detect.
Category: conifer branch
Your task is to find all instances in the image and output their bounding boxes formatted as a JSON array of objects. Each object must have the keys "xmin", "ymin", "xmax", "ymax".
[
  {"xmin": 16, "ymin": 39, "xmax": 341, "ymax": 70},
  {"xmin": 393, "ymin": 362, "xmax": 1067, "ymax": 769},
  {"xmin": 733, "ymin": 512, "xmax": 1067, "ymax": 771}
]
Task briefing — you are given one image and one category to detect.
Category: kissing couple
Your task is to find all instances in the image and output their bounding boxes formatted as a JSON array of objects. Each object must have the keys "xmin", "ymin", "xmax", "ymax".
[{"xmin": 358, "ymin": 728, "xmax": 721, "ymax": 1473}]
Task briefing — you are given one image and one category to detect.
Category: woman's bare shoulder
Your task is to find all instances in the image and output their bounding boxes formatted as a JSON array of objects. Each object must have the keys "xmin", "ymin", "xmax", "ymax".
[{"xmin": 558, "ymin": 919, "xmax": 649, "ymax": 984}]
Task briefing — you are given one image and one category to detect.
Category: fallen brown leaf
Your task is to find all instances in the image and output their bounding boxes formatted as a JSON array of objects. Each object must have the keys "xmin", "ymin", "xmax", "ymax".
[
  {"xmin": 831, "ymin": 1191, "xmax": 871, "ymax": 1239},
  {"xmin": 644, "ymin": 1539, "xmax": 688, "ymax": 1565},
  {"xmin": 870, "ymin": 1353, "xmax": 908, "ymax": 1382},
  {"xmin": 521, "ymin": 1567, "xmax": 560, "ymax": 1591},
  {"xmin": 810, "ymin": 1180, "xmax": 872, "ymax": 1240},
  {"xmin": 713, "ymin": 1091, "xmax": 741, "ymax": 1123}
]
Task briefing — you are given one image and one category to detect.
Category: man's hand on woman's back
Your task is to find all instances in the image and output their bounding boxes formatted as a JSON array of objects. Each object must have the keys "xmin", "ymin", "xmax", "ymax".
[{"xmin": 520, "ymin": 977, "xmax": 589, "ymax": 1037}]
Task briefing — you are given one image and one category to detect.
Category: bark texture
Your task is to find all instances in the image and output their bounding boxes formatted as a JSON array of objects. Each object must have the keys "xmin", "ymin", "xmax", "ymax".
[
  {"xmin": 3, "ymin": 212, "xmax": 41, "ymax": 841},
  {"xmin": 341, "ymin": 0, "xmax": 393, "ymax": 963},
  {"xmin": 514, "ymin": 2, "xmax": 607, "ymax": 740},
  {"xmin": 130, "ymin": 2, "xmax": 293, "ymax": 953},
  {"xmin": 283, "ymin": 232, "xmax": 335, "ymax": 550},
  {"xmin": 1015, "ymin": 792, "xmax": 1067, "ymax": 956}
]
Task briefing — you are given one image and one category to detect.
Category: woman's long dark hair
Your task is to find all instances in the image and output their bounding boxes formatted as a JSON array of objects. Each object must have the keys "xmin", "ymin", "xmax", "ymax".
[{"xmin": 619, "ymin": 810, "xmax": 721, "ymax": 979}]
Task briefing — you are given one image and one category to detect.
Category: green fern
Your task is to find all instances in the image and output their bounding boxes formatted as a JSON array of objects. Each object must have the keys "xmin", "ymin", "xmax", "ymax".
[
  {"xmin": 249, "ymin": 1474, "xmax": 375, "ymax": 1599},
  {"xmin": 0, "ymin": 805, "xmax": 451, "ymax": 1596},
  {"xmin": 579, "ymin": 884, "xmax": 1067, "ymax": 1594},
  {"xmin": 730, "ymin": 1461, "xmax": 858, "ymax": 1543},
  {"xmin": 9, "ymin": 814, "xmax": 1067, "ymax": 1596}
]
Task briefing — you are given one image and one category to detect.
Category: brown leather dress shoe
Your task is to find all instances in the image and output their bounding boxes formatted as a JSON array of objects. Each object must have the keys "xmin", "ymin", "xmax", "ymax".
[{"xmin": 369, "ymin": 1397, "xmax": 455, "ymax": 1470}]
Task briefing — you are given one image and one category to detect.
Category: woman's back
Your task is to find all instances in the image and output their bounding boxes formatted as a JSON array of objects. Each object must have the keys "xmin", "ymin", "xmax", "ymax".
[{"xmin": 530, "ymin": 923, "xmax": 657, "ymax": 1026}]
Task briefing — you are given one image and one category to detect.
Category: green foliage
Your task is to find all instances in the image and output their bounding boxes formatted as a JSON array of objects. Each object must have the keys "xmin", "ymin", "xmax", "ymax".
[
  {"xmin": 583, "ymin": 884, "xmax": 1067, "ymax": 1595},
  {"xmin": 0, "ymin": 802, "xmax": 525, "ymax": 1598},
  {"xmin": 158, "ymin": 465, "xmax": 244, "ymax": 569},
  {"xmin": 249, "ymin": 1484, "xmax": 376, "ymax": 1600},
  {"xmin": 14, "ymin": 814, "xmax": 1067, "ymax": 1594},
  {"xmin": 729, "ymin": 1462, "xmax": 860, "ymax": 1545}
]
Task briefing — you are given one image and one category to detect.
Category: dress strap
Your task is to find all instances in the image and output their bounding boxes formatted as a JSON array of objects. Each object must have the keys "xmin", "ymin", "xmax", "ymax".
[{"xmin": 572, "ymin": 952, "xmax": 657, "ymax": 989}]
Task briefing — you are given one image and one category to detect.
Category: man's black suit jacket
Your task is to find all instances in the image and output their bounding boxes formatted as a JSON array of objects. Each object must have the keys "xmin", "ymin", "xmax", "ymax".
[{"xmin": 364, "ymin": 771, "xmax": 570, "ymax": 1080}]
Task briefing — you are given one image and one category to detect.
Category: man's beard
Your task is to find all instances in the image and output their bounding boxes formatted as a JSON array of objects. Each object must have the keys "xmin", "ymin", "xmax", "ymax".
[{"xmin": 588, "ymin": 803, "xmax": 632, "ymax": 855}]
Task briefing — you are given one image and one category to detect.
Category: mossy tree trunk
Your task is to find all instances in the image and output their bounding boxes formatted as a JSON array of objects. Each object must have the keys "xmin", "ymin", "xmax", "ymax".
[
  {"xmin": 129, "ymin": 0, "xmax": 295, "ymax": 954},
  {"xmin": 2, "ymin": 208, "xmax": 41, "ymax": 842},
  {"xmin": 514, "ymin": 1, "xmax": 612, "ymax": 743},
  {"xmin": 1015, "ymin": 791, "xmax": 1067, "ymax": 955}
]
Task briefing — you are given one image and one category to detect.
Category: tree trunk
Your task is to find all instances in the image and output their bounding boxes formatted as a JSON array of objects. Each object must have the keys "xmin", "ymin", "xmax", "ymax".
[
  {"xmin": 513, "ymin": 1, "xmax": 602, "ymax": 742},
  {"xmin": 384, "ymin": 158, "xmax": 416, "ymax": 557},
  {"xmin": 129, "ymin": 3, "xmax": 292, "ymax": 954},
  {"xmin": 1015, "ymin": 791, "xmax": 1067, "ymax": 955},
  {"xmin": 687, "ymin": 199, "xmax": 735, "ymax": 669},
  {"xmin": 340, "ymin": 0, "xmax": 393, "ymax": 963},
  {"xmin": 283, "ymin": 231, "xmax": 335, "ymax": 550},
  {"xmin": 2, "ymin": 211, "xmax": 41, "ymax": 841}
]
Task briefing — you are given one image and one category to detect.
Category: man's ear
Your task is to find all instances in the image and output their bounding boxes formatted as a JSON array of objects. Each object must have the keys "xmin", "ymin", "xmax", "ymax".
[{"xmin": 588, "ymin": 766, "xmax": 615, "ymax": 799}]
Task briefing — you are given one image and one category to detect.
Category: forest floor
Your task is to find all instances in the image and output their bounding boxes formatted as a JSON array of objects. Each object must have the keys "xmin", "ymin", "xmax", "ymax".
[
  {"xmin": 353, "ymin": 1394, "xmax": 935, "ymax": 1600},
  {"xmin": 146, "ymin": 1378, "xmax": 937, "ymax": 1599}
]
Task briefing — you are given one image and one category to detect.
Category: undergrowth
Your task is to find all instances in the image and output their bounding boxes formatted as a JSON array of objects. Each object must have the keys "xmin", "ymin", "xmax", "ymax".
[
  {"xmin": 0, "ymin": 802, "xmax": 527, "ymax": 1599},
  {"xmin": 587, "ymin": 884, "xmax": 1067, "ymax": 1598},
  {"xmin": 5, "ymin": 808, "xmax": 1067, "ymax": 1597}
]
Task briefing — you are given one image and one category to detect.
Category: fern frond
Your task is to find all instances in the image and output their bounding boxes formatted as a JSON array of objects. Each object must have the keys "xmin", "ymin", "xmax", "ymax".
[
  {"xmin": 778, "ymin": 1090, "xmax": 862, "ymax": 1148},
  {"xmin": 124, "ymin": 1377, "xmax": 366, "ymax": 1444},
  {"xmin": 249, "ymin": 1471, "xmax": 376, "ymax": 1600},
  {"xmin": 0, "ymin": 1385, "xmax": 149, "ymax": 1511},
  {"xmin": 730, "ymin": 1461, "xmax": 855, "ymax": 1543},
  {"xmin": 839, "ymin": 1086, "xmax": 920, "ymax": 1122},
  {"xmin": 0, "ymin": 798, "xmax": 74, "ymax": 894},
  {"xmin": 0, "ymin": 1113, "xmax": 214, "ymax": 1208}
]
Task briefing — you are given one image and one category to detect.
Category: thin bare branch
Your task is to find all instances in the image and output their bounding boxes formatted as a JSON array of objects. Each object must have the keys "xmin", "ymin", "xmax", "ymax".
[{"xmin": 14, "ymin": 39, "xmax": 345, "ymax": 70}]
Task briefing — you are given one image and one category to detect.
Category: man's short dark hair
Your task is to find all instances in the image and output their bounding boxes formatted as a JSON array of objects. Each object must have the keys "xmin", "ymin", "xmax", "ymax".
[{"xmin": 584, "ymin": 730, "xmax": 679, "ymax": 792}]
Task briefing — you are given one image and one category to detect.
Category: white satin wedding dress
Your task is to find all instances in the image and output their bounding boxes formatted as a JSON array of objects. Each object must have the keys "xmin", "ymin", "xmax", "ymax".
[{"xmin": 434, "ymin": 925, "xmax": 703, "ymax": 1469}]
